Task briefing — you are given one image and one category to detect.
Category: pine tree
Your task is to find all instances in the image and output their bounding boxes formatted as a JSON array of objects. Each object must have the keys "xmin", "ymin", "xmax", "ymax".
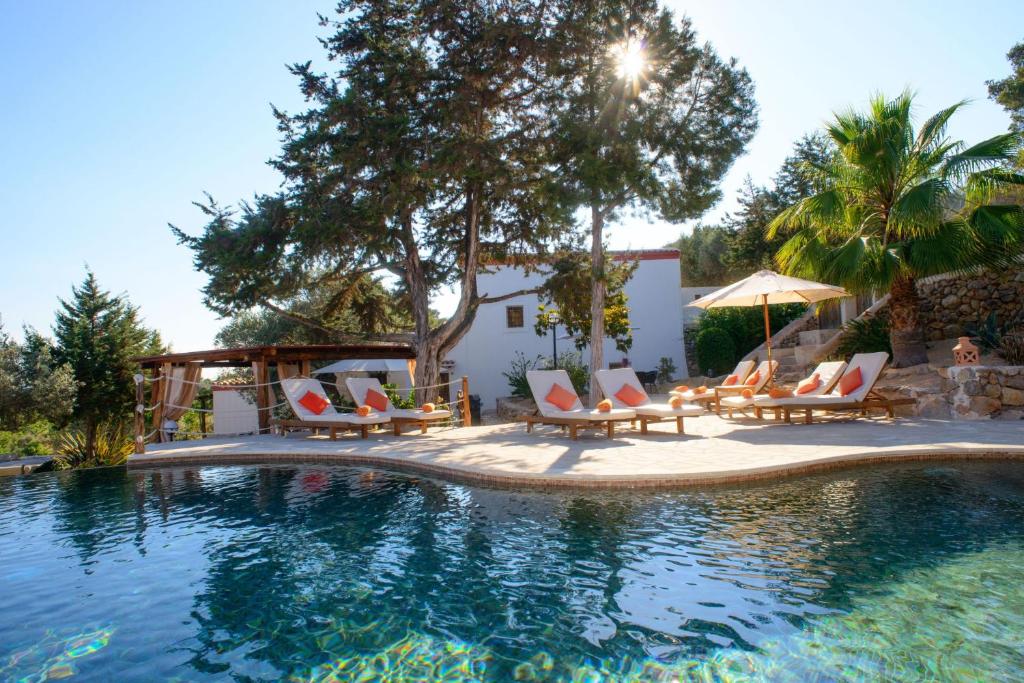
[{"xmin": 53, "ymin": 271, "xmax": 162, "ymax": 456}]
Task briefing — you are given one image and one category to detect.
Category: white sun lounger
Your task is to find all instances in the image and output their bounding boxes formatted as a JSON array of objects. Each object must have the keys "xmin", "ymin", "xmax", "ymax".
[
  {"xmin": 712, "ymin": 359, "xmax": 778, "ymax": 415},
  {"xmin": 749, "ymin": 360, "xmax": 848, "ymax": 419},
  {"xmin": 524, "ymin": 370, "xmax": 636, "ymax": 439},
  {"xmin": 345, "ymin": 377, "xmax": 452, "ymax": 435},
  {"xmin": 277, "ymin": 377, "xmax": 390, "ymax": 439},
  {"xmin": 769, "ymin": 352, "xmax": 914, "ymax": 423},
  {"xmin": 671, "ymin": 359, "xmax": 755, "ymax": 404},
  {"xmin": 594, "ymin": 367, "xmax": 703, "ymax": 434}
]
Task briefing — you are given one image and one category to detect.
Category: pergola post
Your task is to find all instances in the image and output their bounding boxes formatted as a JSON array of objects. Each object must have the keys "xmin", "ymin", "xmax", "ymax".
[
  {"xmin": 461, "ymin": 376, "xmax": 472, "ymax": 427},
  {"xmin": 252, "ymin": 360, "xmax": 271, "ymax": 434},
  {"xmin": 151, "ymin": 362, "xmax": 169, "ymax": 442}
]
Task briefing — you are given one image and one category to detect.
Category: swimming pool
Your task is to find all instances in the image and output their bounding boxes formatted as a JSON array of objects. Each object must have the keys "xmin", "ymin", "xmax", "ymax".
[{"xmin": 2, "ymin": 461, "xmax": 1023, "ymax": 681}]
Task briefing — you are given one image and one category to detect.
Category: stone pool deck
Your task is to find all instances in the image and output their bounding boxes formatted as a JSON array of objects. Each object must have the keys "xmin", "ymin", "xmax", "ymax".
[{"xmin": 128, "ymin": 416, "xmax": 1024, "ymax": 489}]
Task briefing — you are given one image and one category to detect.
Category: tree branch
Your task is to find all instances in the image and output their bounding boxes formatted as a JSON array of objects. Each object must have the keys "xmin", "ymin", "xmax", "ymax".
[
  {"xmin": 260, "ymin": 300, "xmax": 336, "ymax": 335},
  {"xmin": 478, "ymin": 287, "xmax": 541, "ymax": 304}
]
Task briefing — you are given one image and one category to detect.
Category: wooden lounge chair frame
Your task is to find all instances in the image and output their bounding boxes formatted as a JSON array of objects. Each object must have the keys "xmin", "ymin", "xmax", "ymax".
[
  {"xmin": 594, "ymin": 367, "xmax": 702, "ymax": 434},
  {"xmin": 780, "ymin": 389, "xmax": 916, "ymax": 424},
  {"xmin": 344, "ymin": 377, "xmax": 452, "ymax": 436},
  {"xmin": 524, "ymin": 369, "xmax": 636, "ymax": 440},
  {"xmin": 750, "ymin": 360, "xmax": 848, "ymax": 420},
  {"xmin": 273, "ymin": 418, "xmax": 374, "ymax": 440},
  {"xmin": 523, "ymin": 413, "xmax": 637, "ymax": 440},
  {"xmin": 713, "ymin": 360, "xmax": 778, "ymax": 416},
  {"xmin": 277, "ymin": 377, "xmax": 390, "ymax": 440},
  {"xmin": 772, "ymin": 356, "xmax": 915, "ymax": 424}
]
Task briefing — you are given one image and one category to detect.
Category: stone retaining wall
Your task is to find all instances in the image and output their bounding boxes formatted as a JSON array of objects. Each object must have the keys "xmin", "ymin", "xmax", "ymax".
[
  {"xmin": 918, "ymin": 268, "xmax": 1024, "ymax": 341},
  {"xmin": 942, "ymin": 365, "xmax": 1024, "ymax": 420}
]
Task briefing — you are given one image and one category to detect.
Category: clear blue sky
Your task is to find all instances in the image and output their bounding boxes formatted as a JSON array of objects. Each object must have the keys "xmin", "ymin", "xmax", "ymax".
[{"xmin": 1, "ymin": 0, "xmax": 1021, "ymax": 351}]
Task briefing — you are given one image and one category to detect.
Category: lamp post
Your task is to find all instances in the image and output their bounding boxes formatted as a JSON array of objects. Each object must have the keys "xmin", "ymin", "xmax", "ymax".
[{"xmin": 549, "ymin": 312, "xmax": 561, "ymax": 370}]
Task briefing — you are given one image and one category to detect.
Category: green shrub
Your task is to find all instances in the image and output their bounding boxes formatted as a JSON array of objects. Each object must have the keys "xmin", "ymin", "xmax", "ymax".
[
  {"xmin": 695, "ymin": 327, "xmax": 736, "ymax": 376},
  {"xmin": 656, "ymin": 357, "xmax": 677, "ymax": 384},
  {"xmin": 835, "ymin": 313, "xmax": 892, "ymax": 359},
  {"xmin": 382, "ymin": 383, "xmax": 416, "ymax": 409},
  {"xmin": 503, "ymin": 352, "xmax": 542, "ymax": 398},
  {"xmin": 998, "ymin": 330, "xmax": 1024, "ymax": 365},
  {"xmin": 694, "ymin": 304, "xmax": 806, "ymax": 362},
  {"xmin": 54, "ymin": 420, "xmax": 133, "ymax": 469},
  {"xmin": 0, "ymin": 421, "xmax": 56, "ymax": 457},
  {"xmin": 545, "ymin": 351, "xmax": 589, "ymax": 398}
]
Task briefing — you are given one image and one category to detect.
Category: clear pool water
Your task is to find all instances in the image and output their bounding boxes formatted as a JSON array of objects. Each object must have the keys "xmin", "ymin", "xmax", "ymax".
[{"xmin": 2, "ymin": 462, "xmax": 1024, "ymax": 681}]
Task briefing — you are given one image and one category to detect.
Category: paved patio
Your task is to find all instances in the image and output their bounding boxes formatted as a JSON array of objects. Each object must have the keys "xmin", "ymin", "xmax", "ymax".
[{"xmin": 129, "ymin": 415, "xmax": 1024, "ymax": 489}]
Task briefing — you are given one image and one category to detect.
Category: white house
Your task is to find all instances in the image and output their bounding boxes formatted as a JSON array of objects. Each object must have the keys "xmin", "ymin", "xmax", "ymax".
[{"xmin": 444, "ymin": 249, "xmax": 687, "ymax": 411}]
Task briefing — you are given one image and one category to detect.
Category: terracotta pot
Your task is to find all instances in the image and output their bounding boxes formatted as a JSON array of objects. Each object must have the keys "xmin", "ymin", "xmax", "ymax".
[{"xmin": 952, "ymin": 336, "xmax": 979, "ymax": 366}]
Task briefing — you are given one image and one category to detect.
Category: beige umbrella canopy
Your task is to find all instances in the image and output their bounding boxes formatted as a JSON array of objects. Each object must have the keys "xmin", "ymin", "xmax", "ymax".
[{"xmin": 687, "ymin": 270, "xmax": 850, "ymax": 381}]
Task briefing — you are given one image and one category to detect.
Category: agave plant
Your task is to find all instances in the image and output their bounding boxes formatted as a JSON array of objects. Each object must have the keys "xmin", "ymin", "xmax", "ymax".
[
  {"xmin": 769, "ymin": 92, "xmax": 1024, "ymax": 367},
  {"xmin": 55, "ymin": 421, "xmax": 133, "ymax": 470}
]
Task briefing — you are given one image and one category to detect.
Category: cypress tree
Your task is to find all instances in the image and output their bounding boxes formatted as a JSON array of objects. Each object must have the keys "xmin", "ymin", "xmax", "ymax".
[{"xmin": 53, "ymin": 271, "xmax": 162, "ymax": 456}]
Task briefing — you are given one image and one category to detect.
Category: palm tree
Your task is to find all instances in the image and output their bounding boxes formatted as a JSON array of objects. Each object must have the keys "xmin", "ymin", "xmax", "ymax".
[{"xmin": 768, "ymin": 92, "xmax": 1024, "ymax": 367}]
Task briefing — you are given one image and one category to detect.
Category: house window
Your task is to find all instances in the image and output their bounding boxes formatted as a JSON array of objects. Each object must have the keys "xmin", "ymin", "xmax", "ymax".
[{"xmin": 506, "ymin": 305, "xmax": 524, "ymax": 329}]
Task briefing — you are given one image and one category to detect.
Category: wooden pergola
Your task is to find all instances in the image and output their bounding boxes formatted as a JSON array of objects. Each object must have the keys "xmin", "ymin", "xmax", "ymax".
[{"xmin": 134, "ymin": 342, "xmax": 416, "ymax": 444}]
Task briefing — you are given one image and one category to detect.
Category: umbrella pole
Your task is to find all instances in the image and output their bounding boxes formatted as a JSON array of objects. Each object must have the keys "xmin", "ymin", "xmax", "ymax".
[{"xmin": 762, "ymin": 294, "xmax": 773, "ymax": 387}]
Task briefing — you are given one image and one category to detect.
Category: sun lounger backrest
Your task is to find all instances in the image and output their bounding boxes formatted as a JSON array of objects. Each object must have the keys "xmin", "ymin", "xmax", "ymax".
[
  {"xmin": 808, "ymin": 360, "xmax": 847, "ymax": 395},
  {"xmin": 344, "ymin": 377, "xmax": 396, "ymax": 413},
  {"xmin": 731, "ymin": 359, "xmax": 756, "ymax": 384},
  {"xmin": 828, "ymin": 352, "xmax": 888, "ymax": 403},
  {"xmin": 526, "ymin": 370, "xmax": 584, "ymax": 416},
  {"xmin": 745, "ymin": 360, "xmax": 777, "ymax": 392},
  {"xmin": 281, "ymin": 377, "xmax": 340, "ymax": 420},
  {"xmin": 594, "ymin": 368, "xmax": 651, "ymax": 408}
]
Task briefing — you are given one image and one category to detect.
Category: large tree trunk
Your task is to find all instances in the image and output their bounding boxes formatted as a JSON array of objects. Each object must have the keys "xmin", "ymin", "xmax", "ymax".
[
  {"xmin": 404, "ymin": 186, "xmax": 484, "ymax": 406},
  {"xmin": 888, "ymin": 274, "xmax": 929, "ymax": 368},
  {"xmin": 588, "ymin": 205, "xmax": 605, "ymax": 407}
]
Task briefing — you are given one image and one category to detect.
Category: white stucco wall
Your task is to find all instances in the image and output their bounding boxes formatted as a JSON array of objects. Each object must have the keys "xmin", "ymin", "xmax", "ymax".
[
  {"xmin": 680, "ymin": 286, "xmax": 720, "ymax": 327},
  {"xmin": 445, "ymin": 251, "xmax": 688, "ymax": 411},
  {"xmin": 212, "ymin": 389, "xmax": 259, "ymax": 435}
]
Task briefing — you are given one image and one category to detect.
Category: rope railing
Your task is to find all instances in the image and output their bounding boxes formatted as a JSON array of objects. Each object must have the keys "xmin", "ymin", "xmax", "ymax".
[
  {"xmin": 139, "ymin": 371, "xmax": 457, "ymax": 394},
  {"xmin": 133, "ymin": 372, "xmax": 474, "ymax": 454}
]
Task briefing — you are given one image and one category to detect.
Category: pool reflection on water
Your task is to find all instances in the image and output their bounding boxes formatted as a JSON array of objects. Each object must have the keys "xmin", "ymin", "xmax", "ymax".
[{"xmin": 2, "ymin": 461, "xmax": 1024, "ymax": 681}]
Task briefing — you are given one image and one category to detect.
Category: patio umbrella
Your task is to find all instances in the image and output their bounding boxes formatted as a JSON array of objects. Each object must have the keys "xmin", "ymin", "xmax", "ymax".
[
  {"xmin": 313, "ymin": 358, "xmax": 416, "ymax": 384},
  {"xmin": 687, "ymin": 270, "xmax": 850, "ymax": 381}
]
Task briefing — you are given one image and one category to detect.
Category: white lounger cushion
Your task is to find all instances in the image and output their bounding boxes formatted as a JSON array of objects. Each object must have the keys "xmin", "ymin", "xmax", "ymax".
[
  {"xmin": 527, "ymin": 370, "xmax": 635, "ymax": 420},
  {"xmin": 719, "ymin": 395, "xmax": 756, "ymax": 408},
  {"xmin": 280, "ymin": 378, "xmax": 389, "ymax": 424},
  {"xmin": 633, "ymin": 404, "xmax": 704, "ymax": 417},
  {"xmin": 753, "ymin": 360, "xmax": 848, "ymax": 407},
  {"xmin": 344, "ymin": 377, "xmax": 452, "ymax": 420},
  {"xmin": 686, "ymin": 359, "xmax": 777, "ymax": 408},
  {"xmin": 593, "ymin": 367, "xmax": 702, "ymax": 418},
  {"xmin": 390, "ymin": 407, "xmax": 453, "ymax": 420},
  {"xmin": 543, "ymin": 408, "xmax": 636, "ymax": 421}
]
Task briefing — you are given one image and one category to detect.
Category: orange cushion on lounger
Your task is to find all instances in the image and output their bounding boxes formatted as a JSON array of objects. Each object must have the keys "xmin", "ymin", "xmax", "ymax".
[
  {"xmin": 614, "ymin": 384, "xmax": 646, "ymax": 407},
  {"xmin": 723, "ymin": 374, "xmax": 739, "ymax": 386},
  {"xmin": 694, "ymin": 386, "xmax": 707, "ymax": 395},
  {"xmin": 298, "ymin": 390, "xmax": 329, "ymax": 415},
  {"xmin": 673, "ymin": 385, "xmax": 689, "ymax": 393},
  {"xmin": 669, "ymin": 395, "xmax": 684, "ymax": 409},
  {"xmin": 421, "ymin": 402, "xmax": 435, "ymax": 413},
  {"xmin": 796, "ymin": 373, "xmax": 821, "ymax": 395},
  {"xmin": 741, "ymin": 388, "xmax": 754, "ymax": 399},
  {"xmin": 838, "ymin": 367, "xmax": 863, "ymax": 397},
  {"xmin": 768, "ymin": 387, "xmax": 793, "ymax": 399},
  {"xmin": 544, "ymin": 383, "xmax": 577, "ymax": 411},
  {"xmin": 745, "ymin": 370, "xmax": 761, "ymax": 386},
  {"xmin": 596, "ymin": 399, "xmax": 612, "ymax": 413},
  {"xmin": 364, "ymin": 389, "xmax": 389, "ymax": 412},
  {"xmin": 356, "ymin": 405, "xmax": 371, "ymax": 417}
]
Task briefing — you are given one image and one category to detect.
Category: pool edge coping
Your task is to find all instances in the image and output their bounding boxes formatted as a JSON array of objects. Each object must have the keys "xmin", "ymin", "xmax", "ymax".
[{"xmin": 127, "ymin": 447, "xmax": 1024, "ymax": 490}]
